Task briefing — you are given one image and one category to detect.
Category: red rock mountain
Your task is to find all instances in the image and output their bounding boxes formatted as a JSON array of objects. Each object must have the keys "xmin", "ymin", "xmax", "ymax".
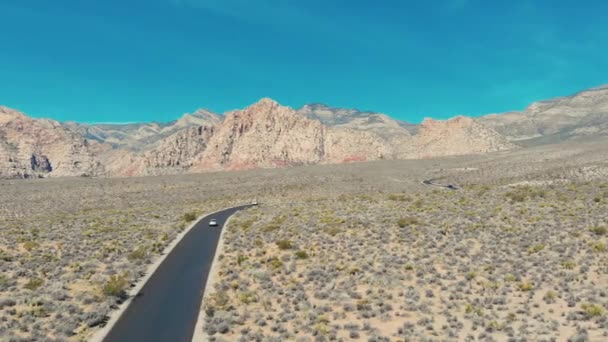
[
  {"xmin": 1, "ymin": 97, "xmax": 524, "ymax": 178},
  {"xmin": 0, "ymin": 106, "xmax": 109, "ymax": 178}
]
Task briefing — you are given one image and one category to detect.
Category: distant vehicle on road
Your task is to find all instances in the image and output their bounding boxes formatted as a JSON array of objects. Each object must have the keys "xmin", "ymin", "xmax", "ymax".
[
  {"xmin": 252, "ymin": 199, "xmax": 258, "ymax": 205},
  {"xmin": 209, "ymin": 219, "xmax": 218, "ymax": 226},
  {"xmin": 447, "ymin": 184, "xmax": 457, "ymax": 190}
]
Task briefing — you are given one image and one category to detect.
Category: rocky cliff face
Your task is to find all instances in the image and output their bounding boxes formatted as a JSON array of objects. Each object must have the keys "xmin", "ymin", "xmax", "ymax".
[
  {"xmin": 0, "ymin": 106, "xmax": 108, "ymax": 178},
  {"xmin": 1, "ymin": 94, "xmax": 538, "ymax": 179},
  {"xmin": 138, "ymin": 99, "xmax": 511, "ymax": 175},
  {"xmin": 477, "ymin": 85, "xmax": 608, "ymax": 144},
  {"xmin": 412, "ymin": 116, "xmax": 516, "ymax": 158}
]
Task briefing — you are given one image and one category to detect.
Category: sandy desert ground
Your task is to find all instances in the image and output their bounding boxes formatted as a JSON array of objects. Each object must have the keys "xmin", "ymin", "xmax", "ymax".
[{"xmin": 1, "ymin": 139, "xmax": 607, "ymax": 341}]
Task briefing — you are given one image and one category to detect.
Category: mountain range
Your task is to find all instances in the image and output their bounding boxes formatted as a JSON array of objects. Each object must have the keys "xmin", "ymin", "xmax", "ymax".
[{"xmin": 1, "ymin": 85, "xmax": 606, "ymax": 179}]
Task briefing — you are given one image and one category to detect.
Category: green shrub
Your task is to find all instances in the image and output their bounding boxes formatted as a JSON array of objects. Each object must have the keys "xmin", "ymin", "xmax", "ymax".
[
  {"xmin": 528, "ymin": 244, "xmax": 546, "ymax": 254},
  {"xmin": 23, "ymin": 241, "xmax": 40, "ymax": 252},
  {"xmin": 183, "ymin": 212, "xmax": 197, "ymax": 222},
  {"xmin": 268, "ymin": 257, "xmax": 283, "ymax": 270},
  {"xmin": 238, "ymin": 291, "xmax": 257, "ymax": 304},
  {"xmin": 205, "ymin": 291, "xmax": 230, "ymax": 315},
  {"xmin": 591, "ymin": 242, "xmax": 607, "ymax": 253},
  {"xmin": 103, "ymin": 274, "xmax": 128, "ymax": 297},
  {"xmin": 295, "ymin": 250, "xmax": 309, "ymax": 259},
  {"xmin": 581, "ymin": 303, "xmax": 604, "ymax": 318},
  {"xmin": 237, "ymin": 254, "xmax": 248, "ymax": 266},
  {"xmin": 465, "ymin": 303, "xmax": 483, "ymax": 316},
  {"xmin": 324, "ymin": 226, "xmax": 341, "ymax": 236},
  {"xmin": 0, "ymin": 249, "xmax": 13, "ymax": 262},
  {"xmin": 261, "ymin": 224, "xmax": 280, "ymax": 232},
  {"xmin": 589, "ymin": 226, "xmax": 607, "ymax": 236},
  {"xmin": 561, "ymin": 260, "xmax": 576, "ymax": 270},
  {"xmin": 24, "ymin": 278, "xmax": 44, "ymax": 290},
  {"xmin": 519, "ymin": 281, "xmax": 534, "ymax": 291},
  {"xmin": 397, "ymin": 217, "xmax": 419, "ymax": 228},
  {"xmin": 239, "ymin": 218, "xmax": 256, "ymax": 230},
  {"xmin": 388, "ymin": 194, "xmax": 410, "ymax": 201},
  {"xmin": 543, "ymin": 291, "xmax": 557, "ymax": 303},
  {"xmin": 276, "ymin": 240, "xmax": 292, "ymax": 250},
  {"xmin": 128, "ymin": 246, "xmax": 147, "ymax": 261}
]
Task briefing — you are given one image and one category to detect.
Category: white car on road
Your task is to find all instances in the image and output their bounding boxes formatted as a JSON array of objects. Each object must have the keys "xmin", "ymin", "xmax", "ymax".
[{"xmin": 209, "ymin": 219, "xmax": 218, "ymax": 226}]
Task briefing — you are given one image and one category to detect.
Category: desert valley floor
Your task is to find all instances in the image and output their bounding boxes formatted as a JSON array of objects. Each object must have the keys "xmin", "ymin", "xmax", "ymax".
[{"xmin": 1, "ymin": 139, "xmax": 607, "ymax": 341}]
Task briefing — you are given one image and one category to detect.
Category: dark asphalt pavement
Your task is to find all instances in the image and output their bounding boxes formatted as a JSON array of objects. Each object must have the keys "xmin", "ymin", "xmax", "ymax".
[
  {"xmin": 422, "ymin": 178, "xmax": 459, "ymax": 190},
  {"xmin": 103, "ymin": 204, "xmax": 254, "ymax": 342}
]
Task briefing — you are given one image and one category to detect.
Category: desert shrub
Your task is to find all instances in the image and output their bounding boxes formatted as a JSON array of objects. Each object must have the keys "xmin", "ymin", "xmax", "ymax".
[
  {"xmin": 268, "ymin": 257, "xmax": 283, "ymax": 270},
  {"xmin": 127, "ymin": 246, "xmax": 147, "ymax": 261},
  {"xmin": 561, "ymin": 260, "xmax": 576, "ymax": 270},
  {"xmin": 397, "ymin": 217, "xmax": 419, "ymax": 228},
  {"xmin": 505, "ymin": 191, "xmax": 526, "ymax": 202},
  {"xmin": 543, "ymin": 291, "xmax": 557, "ymax": 303},
  {"xmin": 581, "ymin": 303, "xmax": 604, "ymax": 318},
  {"xmin": 183, "ymin": 212, "xmax": 198, "ymax": 222},
  {"xmin": 589, "ymin": 226, "xmax": 607, "ymax": 236},
  {"xmin": 324, "ymin": 226, "xmax": 341, "ymax": 236},
  {"xmin": 24, "ymin": 278, "xmax": 44, "ymax": 290},
  {"xmin": 261, "ymin": 224, "xmax": 280, "ymax": 232},
  {"xmin": 238, "ymin": 291, "xmax": 257, "ymax": 304},
  {"xmin": 590, "ymin": 242, "xmax": 606, "ymax": 253},
  {"xmin": 518, "ymin": 281, "xmax": 534, "ymax": 291},
  {"xmin": 295, "ymin": 250, "xmax": 309, "ymax": 259},
  {"xmin": 528, "ymin": 244, "xmax": 546, "ymax": 254},
  {"xmin": 0, "ymin": 249, "xmax": 13, "ymax": 262},
  {"xmin": 276, "ymin": 240, "xmax": 293, "ymax": 250},
  {"xmin": 103, "ymin": 274, "xmax": 128, "ymax": 297},
  {"xmin": 205, "ymin": 291, "xmax": 230, "ymax": 315},
  {"xmin": 23, "ymin": 241, "xmax": 40, "ymax": 252},
  {"xmin": 237, "ymin": 254, "xmax": 248, "ymax": 266},
  {"xmin": 388, "ymin": 194, "xmax": 410, "ymax": 201},
  {"xmin": 239, "ymin": 218, "xmax": 256, "ymax": 230},
  {"xmin": 464, "ymin": 304, "xmax": 483, "ymax": 316}
]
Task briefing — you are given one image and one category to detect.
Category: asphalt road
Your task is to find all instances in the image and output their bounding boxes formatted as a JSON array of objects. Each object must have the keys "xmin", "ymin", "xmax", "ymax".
[
  {"xmin": 103, "ymin": 204, "xmax": 255, "ymax": 342},
  {"xmin": 422, "ymin": 178, "xmax": 459, "ymax": 190}
]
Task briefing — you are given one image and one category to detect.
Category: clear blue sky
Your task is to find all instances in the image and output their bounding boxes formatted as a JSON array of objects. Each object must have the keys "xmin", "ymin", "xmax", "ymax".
[{"xmin": 1, "ymin": 0, "xmax": 606, "ymax": 123}]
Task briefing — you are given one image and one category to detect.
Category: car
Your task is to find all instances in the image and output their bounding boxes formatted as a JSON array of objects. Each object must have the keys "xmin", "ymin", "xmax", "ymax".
[
  {"xmin": 252, "ymin": 199, "xmax": 258, "ymax": 205},
  {"xmin": 209, "ymin": 219, "xmax": 218, "ymax": 226}
]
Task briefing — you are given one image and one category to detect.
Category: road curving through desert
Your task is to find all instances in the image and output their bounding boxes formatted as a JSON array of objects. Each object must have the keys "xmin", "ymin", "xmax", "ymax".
[
  {"xmin": 101, "ymin": 204, "xmax": 255, "ymax": 342},
  {"xmin": 422, "ymin": 178, "xmax": 460, "ymax": 190}
]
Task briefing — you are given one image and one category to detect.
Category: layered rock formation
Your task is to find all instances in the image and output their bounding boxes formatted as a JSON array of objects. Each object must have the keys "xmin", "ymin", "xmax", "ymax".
[
  {"xmin": 412, "ymin": 116, "xmax": 515, "ymax": 158},
  {"xmin": 0, "ymin": 106, "xmax": 108, "ymax": 178},
  {"xmin": 477, "ymin": 85, "xmax": 608, "ymax": 144},
  {"xmin": 8, "ymin": 84, "xmax": 606, "ymax": 179},
  {"xmin": 138, "ymin": 99, "xmax": 511, "ymax": 174}
]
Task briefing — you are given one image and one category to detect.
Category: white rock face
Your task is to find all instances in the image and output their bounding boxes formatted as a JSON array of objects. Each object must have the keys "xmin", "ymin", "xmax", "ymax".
[{"xmin": 477, "ymin": 85, "xmax": 608, "ymax": 143}]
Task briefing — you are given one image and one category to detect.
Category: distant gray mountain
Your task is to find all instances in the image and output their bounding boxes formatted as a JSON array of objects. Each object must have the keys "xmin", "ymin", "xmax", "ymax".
[
  {"xmin": 477, "ymin": 85, "xmax": 608, "ymax": 145},
  {"xmin": 297, "ymin": 103, "xmax": 417, "ymax": 137},
  {"xmin": 62, "ymin": 109, "xmax": 222, "ymax": 151}
]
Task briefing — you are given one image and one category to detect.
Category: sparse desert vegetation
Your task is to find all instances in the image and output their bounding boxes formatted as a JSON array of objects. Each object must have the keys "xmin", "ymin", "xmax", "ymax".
[
  {"xmin": 203, "ymin": 180, "xmax": 608, "ymax": 341},
  {"xmin": 0, "ymin": 139, "xmax": 607, "ymax": 341}
]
